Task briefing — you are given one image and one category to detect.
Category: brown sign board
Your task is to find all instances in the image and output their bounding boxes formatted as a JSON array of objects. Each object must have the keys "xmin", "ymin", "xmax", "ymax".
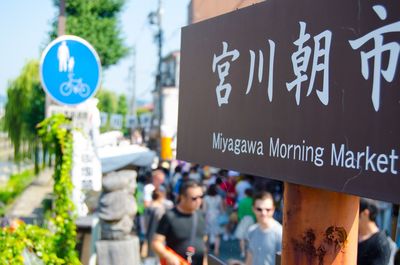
[{"xmin": 177, "ymin": 0, "xmax": 400, "ymax": 203}]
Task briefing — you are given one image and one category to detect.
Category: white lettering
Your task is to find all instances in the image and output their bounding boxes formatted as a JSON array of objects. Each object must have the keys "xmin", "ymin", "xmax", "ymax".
[
  {"xmin": 331, "ymin": 143, "xmax": 345, "ymax": 167},
  {"xmin": 228, "ymin": 139, "xmax": 234, "ymax": 152},
  {"xmin": 377, "ymin": 154, "xmax": 389, "ymax": 173},
  {"xmin": 222, "ymin": 137, "xmax": 229, "ymax": 153},
  {"xmin": 212, "ymin": 132, "xmax": 263, "ymax": 156},
  {"xmin": 365, "ymin": 146, "xmax": 377, "ymax": 171},
  {"xmin": 269, "ymin": 137, "xmax": 324, "ymax": 166},
  {"xmin": 331, "ymin": 144, "xmax": 398, "ymax": 174},
  {"xmin": 212, "ymin": 132, "xmax": 222, "ymax": 149},
  {"xmin": 389, "ymin": 149, "xmax": 399, "ymax": 174},
  {"xmin": 257, "ymin": 142, "xmax": 264, "ymax": 155},
  {"xmin": 270, "ymin": 137, "xmax": 280, "ymax": 157},
  {"xmin": 345, "ymin": 150, "xmax": 356, "ymax": 168},
  {"xmin": 241, "ymin": 140, "xmax": 248, "ymax": 154}
]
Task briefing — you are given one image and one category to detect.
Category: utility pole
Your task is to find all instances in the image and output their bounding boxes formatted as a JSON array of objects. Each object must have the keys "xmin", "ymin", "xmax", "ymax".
[
  {"xmin": 128, "ymin": 46, "xmax": 137, "ymax": 128},
  {"xmin": 46, "ymin": 0, "xmax": 66, "ymax": 117},
  {"xmin": 149, "ymin": 0, "xmax": 164, "ymax": 154},
  {"xmin": 58, "ymin": 0, "xmax": 66, "ymax": 36},
  {"xmin": 156, "ymin": 0, "xmax": 163, "ymax": 152}
]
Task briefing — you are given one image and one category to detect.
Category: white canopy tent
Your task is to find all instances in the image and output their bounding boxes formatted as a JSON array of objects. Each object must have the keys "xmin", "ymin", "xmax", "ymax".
[{"xmin": 98, "ymin": 144, "xmax": 156, "ymax": 173}]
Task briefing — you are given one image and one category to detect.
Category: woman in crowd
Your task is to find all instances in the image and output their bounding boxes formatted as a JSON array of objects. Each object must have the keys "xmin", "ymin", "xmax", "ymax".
[
  {"xmin": 203, "ymin": 184, "xmax": 225, "ymax": 256},
  {"xmin": 235, "ymin": 188, "xmax": 256, "ymax": 258},
  {"xmin": 143, "ymin": 187, "xmax": 172, "ymax": 264}
]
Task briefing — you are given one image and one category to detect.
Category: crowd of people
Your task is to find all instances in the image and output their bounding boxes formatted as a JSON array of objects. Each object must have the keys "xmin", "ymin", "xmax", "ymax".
[
  {"xmin": 133, "ymin": 161, "xmax": 400, "ymax": 265},
  {"xmin": 134, "ymin": 162, "xmax": 283, "ymax": 265}
]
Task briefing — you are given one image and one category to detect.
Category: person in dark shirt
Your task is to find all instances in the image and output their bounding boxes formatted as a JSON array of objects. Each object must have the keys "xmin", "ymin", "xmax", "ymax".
[
  {"xmin": 144, "ymin": 187, "xmax": 173, "ymax": 258},
  {"xmin": 395, "ymin": 249, "xmax": 400, "ymax": 265},
  {"xmin": 357, "ymin": 198, "xmax": 391, "ymax": 265},
  {"xmin": 152, "ymin": 179, "xmax": 207, "ymax": 265}
]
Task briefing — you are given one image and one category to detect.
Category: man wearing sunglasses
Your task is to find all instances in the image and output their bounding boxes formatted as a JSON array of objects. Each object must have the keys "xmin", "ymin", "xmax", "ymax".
[
  {"xmin": 152, "ymin": 179, "xmax": 207, "ymax": 265},
  {"xmin": 245, "ymin": 191, "xmax": 282, "ymax": 265}
]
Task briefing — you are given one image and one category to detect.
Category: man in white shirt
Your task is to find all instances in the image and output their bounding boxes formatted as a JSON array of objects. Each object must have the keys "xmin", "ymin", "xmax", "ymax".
[
  {"xmin": 144, "ymin": 169, "xmax": 166, "ymax": 208},
  {"xmin": 245, "ymin": 191, "xmax": 282, "ymax": 265}
]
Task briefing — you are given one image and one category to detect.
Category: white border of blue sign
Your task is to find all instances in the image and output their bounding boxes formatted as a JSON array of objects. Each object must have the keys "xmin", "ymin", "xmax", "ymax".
[{"xmin": 39, "ymin": 35, "xmax": 102, "ymax": 106}]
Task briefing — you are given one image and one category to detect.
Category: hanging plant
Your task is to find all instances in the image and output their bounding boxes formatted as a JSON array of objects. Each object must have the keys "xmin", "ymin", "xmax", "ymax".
[
  {"xmin": 37, "ymin": 114, "xmax": 80, "ymax": 264},
  {"xmin": 0, "ymin": 223, "xmax": 64, "ymax": 265},
  {"xmin": 0, "ymin": 114, "xmax": 81, "ymax": 264}
]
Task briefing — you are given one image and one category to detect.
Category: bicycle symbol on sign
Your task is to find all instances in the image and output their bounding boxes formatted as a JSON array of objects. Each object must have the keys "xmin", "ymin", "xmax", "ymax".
[
  {"xmin": 59, "ymin": 73, "xmax": 91, "ymax": 97},
  {"xmin": 57, "ymin": 41, "xmax": 91, "ymax": 98}
]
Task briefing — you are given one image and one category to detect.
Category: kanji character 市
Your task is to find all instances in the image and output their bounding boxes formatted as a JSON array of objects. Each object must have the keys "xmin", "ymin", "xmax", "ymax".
[{"xmin": 349, "ymin": 5, "xmax": 400, "ymax": 111}]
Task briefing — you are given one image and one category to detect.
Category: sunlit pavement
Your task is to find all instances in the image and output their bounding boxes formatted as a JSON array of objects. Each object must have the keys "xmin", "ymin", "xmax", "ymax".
[
  {"xmin": 7, "ymin": 168, "xmax": 53, "ymax": 223},
  {"xmin": 141, "ymin": 237, "xmax": 244, "ymax": 265},
  {"xmin": 218, "ymin": 237, "xmax": 244, "ymax": 262}
]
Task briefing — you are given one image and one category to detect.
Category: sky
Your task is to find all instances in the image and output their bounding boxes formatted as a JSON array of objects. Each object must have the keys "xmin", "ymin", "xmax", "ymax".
[{"xmin": 0, "ymin": 0, "xmax": 190, "ymax": 104}]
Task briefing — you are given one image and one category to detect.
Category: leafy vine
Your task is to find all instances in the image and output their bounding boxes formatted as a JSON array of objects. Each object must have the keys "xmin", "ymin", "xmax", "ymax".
[
  {"xmin": 37, "ymin": 114, "xmax": 80, "ymax": 264},
  {"xmin": 0, "ymin": 114, "xmax": 81, "ymax": 264}
]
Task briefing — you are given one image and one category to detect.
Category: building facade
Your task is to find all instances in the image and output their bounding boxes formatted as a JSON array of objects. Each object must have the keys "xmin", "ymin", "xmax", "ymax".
[{"xmin": 188, "ymin": 0, "xmax": 264, "ymax": 24}]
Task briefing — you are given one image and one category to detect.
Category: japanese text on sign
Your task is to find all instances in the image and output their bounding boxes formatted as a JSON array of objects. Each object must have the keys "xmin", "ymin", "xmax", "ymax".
[{"xmin": 212, "ymin": 5, "xmax": 399, "ymax": 111}]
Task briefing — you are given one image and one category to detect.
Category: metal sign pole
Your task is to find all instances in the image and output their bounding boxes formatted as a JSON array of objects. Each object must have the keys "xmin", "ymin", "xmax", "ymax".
[
  {"xmin": 156, "ymin": 0, "xmax": 163, "ymax": 156},
  {"xmin": 282, "ymin": 182, "xmax": 359, "ymax": 265},
  {"xmin": 46, "ymin": 0, "xmax": 66, "ymax": 117}
]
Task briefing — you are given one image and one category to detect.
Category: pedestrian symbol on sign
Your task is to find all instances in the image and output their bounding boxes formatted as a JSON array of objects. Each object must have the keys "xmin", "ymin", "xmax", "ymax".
[{"xmin": 40, "ymin": 35, "xmax": 101, "ymax": 106}]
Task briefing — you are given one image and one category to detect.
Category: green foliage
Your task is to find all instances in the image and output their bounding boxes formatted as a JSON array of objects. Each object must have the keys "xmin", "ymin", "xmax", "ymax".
[
  {"xmin": 96, "ymin": 89, "xmax": 118, "ymax": 131},
  {"xmin": 3, "ymin": 60, "xmax": 45, "ymax": 169},
  {"xmin": 0, "ymin": 117, "xmax": 4, "ymax": 132},
  {"xmin": 117, "ymin": 94, "xmax": 128, "ymax": 134},
  {"xmin": 0, "ymin": 169, "xmax": 36, "ymax": 217},
  {"xmin": 50, "ymin": 0, "xmax": 129, "ymax": 68},
  {"xmin": 37, "ymin": 114, "xmax": 80, "ymax": 265},
  {"xmin": 0, "ymin": 223, "xmax": 64, "ymax": 265},
  {"xmin": 0, "ymin": 115, "xmax": 81, "ymax": 264},
  {"xmin": 136, "ymin": 106, "xmax": 152, "ymax": 116},
  {"xmin": 96, "ymin": 89, "xmax": 118, "ymax": 114},
  {"xmin": 117, "ymin": 94, "xmax": 128, "ymax": 116},
  {"xmin": 96, "ymin": 90, "xmax": 129, "ymax": 133},
  {"xmin": 4, "ymin": 76, "xmax": 29, "ymax": 161}
]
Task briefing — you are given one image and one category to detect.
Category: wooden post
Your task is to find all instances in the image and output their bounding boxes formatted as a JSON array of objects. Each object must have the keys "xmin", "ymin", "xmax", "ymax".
[{"xmin": 282, "ymin": 182, "xmax": 359, "ymax": 265}]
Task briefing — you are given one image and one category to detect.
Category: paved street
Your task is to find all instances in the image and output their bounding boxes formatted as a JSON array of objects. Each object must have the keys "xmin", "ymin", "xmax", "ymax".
[
  {"xmin": 142, "ymin": 238, "xmax": 244, "ymax": 265},
  {"xmin": 6, "ymin": 166, "xmax": 246, "ymax": 264},
  {"xmin": 7, "ymin": 168, "xmax": 245, "ymax": 264},
  {"xmin": 218, "ymin": 238, "xmax": 244, "ymax": 263},
  {"xmin": 7, "ymin": 168, "xmax": 53, "ymax": 224}
]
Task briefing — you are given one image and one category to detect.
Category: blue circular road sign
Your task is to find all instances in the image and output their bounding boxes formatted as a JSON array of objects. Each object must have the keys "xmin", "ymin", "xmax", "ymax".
[{"xmin": 40, "ymin": 35, "xmax": 101, "ymax": 105}]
